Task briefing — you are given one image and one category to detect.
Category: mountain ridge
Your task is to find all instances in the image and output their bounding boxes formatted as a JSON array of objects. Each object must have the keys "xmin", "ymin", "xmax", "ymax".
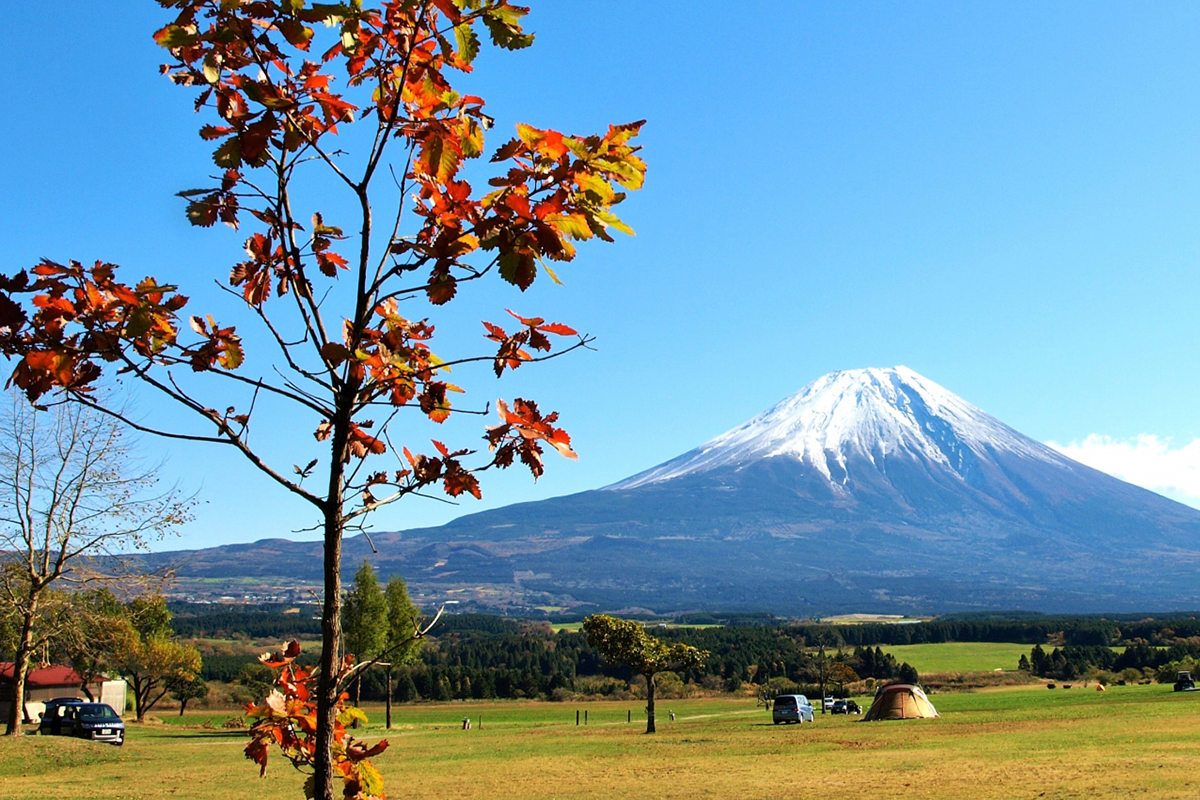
[{"xmin": 144, "ymin": 367, "xmax": 1200, "ymax": 615}]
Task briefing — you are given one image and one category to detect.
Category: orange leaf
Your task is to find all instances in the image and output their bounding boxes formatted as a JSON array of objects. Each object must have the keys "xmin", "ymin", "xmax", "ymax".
[{"xmin": 538, "ymin": 322, "xmax": 576, "ymax": 336}]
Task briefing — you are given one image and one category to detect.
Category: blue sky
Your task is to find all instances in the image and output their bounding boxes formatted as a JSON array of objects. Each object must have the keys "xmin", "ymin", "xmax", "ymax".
[{"xmin": 3, "ymin": 2, "xmax": 1200, "ymax": 549}]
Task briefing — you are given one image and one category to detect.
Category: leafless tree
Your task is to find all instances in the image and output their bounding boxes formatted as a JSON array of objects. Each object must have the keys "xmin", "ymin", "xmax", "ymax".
[{"xmin": 0, "ymin": 391, "xmax": 192, "ymax": 735}]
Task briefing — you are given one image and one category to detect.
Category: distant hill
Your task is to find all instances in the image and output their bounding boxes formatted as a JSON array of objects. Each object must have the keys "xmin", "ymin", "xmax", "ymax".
[{"xmin": 142, "ymin": 367, "xmax": 1200, "ymax": 615}]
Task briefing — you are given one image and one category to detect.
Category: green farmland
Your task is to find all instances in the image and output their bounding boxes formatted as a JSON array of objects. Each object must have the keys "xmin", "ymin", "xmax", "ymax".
[
  {"xmin": 4, "ymin": 684, "xmax": 1200, "ymax": 800},
  {"xmin": 880, "ymin": 641, "xmax": 1033, "ymax": 673}
]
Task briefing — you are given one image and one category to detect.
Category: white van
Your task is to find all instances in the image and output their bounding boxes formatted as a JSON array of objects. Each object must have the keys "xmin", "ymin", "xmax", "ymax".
[{"xmin": 771, "ymin": 694, "xmax": 815, "ymax": 724}]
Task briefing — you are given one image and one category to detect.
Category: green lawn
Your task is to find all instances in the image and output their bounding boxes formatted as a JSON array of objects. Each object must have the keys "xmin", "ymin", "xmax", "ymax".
[{"xmin": 5, "ymin": 685, "xmax": 1200, "ymax": 800}]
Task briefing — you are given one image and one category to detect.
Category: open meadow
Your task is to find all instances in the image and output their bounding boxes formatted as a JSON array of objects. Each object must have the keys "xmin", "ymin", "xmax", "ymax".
[
  {"xmin": 880, "ymin": 641, "xmax": 1033, "ymax": 673},
  {"xmin": 3, "ymin": 683, "xmax": 1200, "ymax": 800}
]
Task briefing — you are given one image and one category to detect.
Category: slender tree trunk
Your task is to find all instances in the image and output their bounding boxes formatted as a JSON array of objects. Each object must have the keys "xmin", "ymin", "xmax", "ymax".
[
  {"xmin": 134, "ymin": 678, "xmax": 148, "ymax": 722},
  {"xmin": 644, "ymin": 672, "xmax": 656, "ymax": 734},
  {"xmin": 4, "ymin": 593, "xmax": 39, "ymax": 735},
  {"xmin": 385, "ymin": 665, "xmax": 392, "ymax": 729},
  {"xmin": 314, "ymin": 198, "xmax": 366, "ymax": 800},
  {"xmin": 313, "ymin": 475, "xmax": 346, "ymax": 800}
]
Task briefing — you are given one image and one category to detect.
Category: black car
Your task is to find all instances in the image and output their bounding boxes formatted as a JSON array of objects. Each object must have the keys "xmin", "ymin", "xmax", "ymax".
[
  {"xmin": 40, "ymin": 699, "xmax": 125, "ymax": 745},
  {"xmin": 37, "ymin": 697, "xmax": 85, "ymax": 735},
  {"xmin": 830, "ymin": 699, "xmax": 861, "ymax": 715}
]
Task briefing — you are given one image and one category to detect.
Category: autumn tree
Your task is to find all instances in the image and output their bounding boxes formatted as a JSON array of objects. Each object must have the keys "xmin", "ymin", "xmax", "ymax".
[
  {"xmin": 170, "ymin": 673, "xmax": 211, "ymax": 716},
  {"xmin": 828, "ymin": 662, "xmax": 859, "ymax": 695},
  {"xmin": 0, "ymin": 570, "xmax": 77, "ymax": 724},
  {"xmin": 0, "ymin": 392, "xmax": 190, "ymax": 735},
  {"xmin": 342, "ymin": 561, "xmax": 387, "ymax": 709},
  {"xmin": 0, "ymin": 1, "xmax": 643, "ymax": 795},
  {"xmin": 61, "ymin": 588, "xmax": 130, "ymax": 701},
  {"xmin": 582, "ymin": 615, "xmax": 707, "ymax": 734},
  {"xmin": 108, "ymin": 594, "xmax": 203, "ymax": 722}
]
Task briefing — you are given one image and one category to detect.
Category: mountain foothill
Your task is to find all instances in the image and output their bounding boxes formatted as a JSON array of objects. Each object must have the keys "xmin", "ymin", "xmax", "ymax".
[{"xmin": 143, "ymin": 367, "xmax": 1200, "ymax": 615}]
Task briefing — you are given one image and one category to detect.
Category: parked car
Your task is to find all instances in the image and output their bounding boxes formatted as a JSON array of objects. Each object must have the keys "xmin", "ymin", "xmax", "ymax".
[
  {"xmin": 772, "ymin": 694, "xmax": 815, "ymax": 725},
  {"xmin": 40, "ymin": 700, "xmax": 124, "ymax": 745},
  {"xmin": 37, "ymin": 697, "xmax": 85, "ymax": 736},
  {"xmin": 831, "ymin": 699, "xmax": 861, "ymax": 715},
  {"xmin": 823, "ymin": 695, "xmax": 835, "ymax": 711}
]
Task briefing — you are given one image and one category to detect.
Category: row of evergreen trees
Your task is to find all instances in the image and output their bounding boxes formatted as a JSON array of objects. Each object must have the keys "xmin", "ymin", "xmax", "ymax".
[
  {"xmin": 173, "ymin": 603, "xmax": 1200, "ymax": 650},
  {"xmin": 206, "ymin": 619, "xmax": 927, "ymax": 702},
  {"xmin": 176, "ymin": 589, "xmax": 1200, "ymax": 702},
  {"xmin": 218, "ymin": 623, "xmax": 920, "ymax": 702},
  {"xmin": 1021, "ymin": 641, "xmax": 1200, "ymax": 681}
]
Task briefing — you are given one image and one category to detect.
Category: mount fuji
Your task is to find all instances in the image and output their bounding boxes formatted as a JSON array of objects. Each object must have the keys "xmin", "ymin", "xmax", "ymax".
[
  {"xmin": 153, "ymin": 367, "xmax": 1200, "ymax": 614},
  {"xmin": 612, "ymin": 365, "xmax": 1069, "ymax": 491}
]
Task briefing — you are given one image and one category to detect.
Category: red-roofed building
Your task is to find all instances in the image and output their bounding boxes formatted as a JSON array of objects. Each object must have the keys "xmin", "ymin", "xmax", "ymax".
[{"xmin": 0, "ymin": 663, "xmax": 104, "ymax": 723}]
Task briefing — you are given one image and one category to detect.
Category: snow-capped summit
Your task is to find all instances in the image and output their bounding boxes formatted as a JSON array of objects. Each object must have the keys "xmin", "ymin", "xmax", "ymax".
[{"xmin": 611, "ymin": 366, "xmax": 1069, "ymax": 490}]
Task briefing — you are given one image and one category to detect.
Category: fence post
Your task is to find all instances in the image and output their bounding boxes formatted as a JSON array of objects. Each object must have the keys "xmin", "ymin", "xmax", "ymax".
[
  {"xmin": 627, "ymin": 709, "xmax": 631, "ymax": 723},
  {"xmin": 576, "ymin": 709, "xmax": 579, "ymax": 726},
  {"xmin": 584, "ymin": 709, "xmax": 588, "ymax": 725}
]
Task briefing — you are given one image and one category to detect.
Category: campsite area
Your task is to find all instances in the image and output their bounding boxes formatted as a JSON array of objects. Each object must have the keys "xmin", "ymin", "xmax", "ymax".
[{"xmin": 2, "ymin": 683, "xmax": 1198, "ymax": 800}]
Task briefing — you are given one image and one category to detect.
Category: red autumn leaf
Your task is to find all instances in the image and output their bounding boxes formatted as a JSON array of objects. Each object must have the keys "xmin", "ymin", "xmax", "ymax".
[
  {"xmin": 537, "ymin": 322, "xmax": 576, "ymax": 336},
  {"xmin": 320, "ymin": 342, "xmax": 353, "ymax": 367},
  {"xmin": 346, "ymin": 739, "xmax": 390, "ymax": 762},
  {"xmin": 316, "ymin": 250, "xmax": 348, "ymax": 277},
  {"xmin": 490, "ymin": 137, "xmax": 523, "ymax": 162},
  {"xmin": 199, "ymin": 124, "xmax": 233, "ymax": 140},
  {"xmin": 506, "ymin": 309, "xmax": 541, "ymax": 326}
]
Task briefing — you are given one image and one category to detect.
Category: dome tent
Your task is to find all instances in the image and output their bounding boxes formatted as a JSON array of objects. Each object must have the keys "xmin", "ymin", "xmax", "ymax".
[{"xmin": 863, "ymin": 683, "xmax": 939, "ymax": 721}]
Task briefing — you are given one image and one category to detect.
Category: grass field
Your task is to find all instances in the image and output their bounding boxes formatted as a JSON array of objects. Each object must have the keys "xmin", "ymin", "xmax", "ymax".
[
  {"xmin": 4, "ymin": 684, "xmax": 1200, "ymax": 799},
  {"xmin": 880, "ymin": 642, "xmax": 1033, "ymax": 673}
]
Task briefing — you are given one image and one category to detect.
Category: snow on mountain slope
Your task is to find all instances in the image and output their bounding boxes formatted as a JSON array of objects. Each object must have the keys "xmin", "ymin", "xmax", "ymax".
[{"xmin": 611, "ymin": 366, "xmax": 1075, "ymax": 490}]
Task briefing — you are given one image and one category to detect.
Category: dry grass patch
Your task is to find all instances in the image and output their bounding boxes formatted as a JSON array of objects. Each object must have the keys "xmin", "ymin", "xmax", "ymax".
[{"xmin": 3, "ymin": 687, "xmax": 1199, "ymax": 799}]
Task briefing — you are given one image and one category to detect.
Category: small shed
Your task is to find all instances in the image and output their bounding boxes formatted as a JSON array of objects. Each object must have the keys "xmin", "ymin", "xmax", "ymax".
[{"xmin": 0, "ymin": 663, "xmax": 104, "ymax": 723}]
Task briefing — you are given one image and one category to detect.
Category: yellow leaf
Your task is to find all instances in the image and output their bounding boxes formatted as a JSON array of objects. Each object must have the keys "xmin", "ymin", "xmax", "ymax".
[
  {"xmin": 538, "ymin": 257, "xmax": 564, "ymax": 286},
  {"xmin": 546, "ymin": 214, "xmax": 592, "ymax": 241},
  {"xmin": 575, "ymin": 172, "xmax": 614, "ymax": 203},
  {"xmin": 596, "ymin": 210, "xmax": 635, "ymax": 236}
]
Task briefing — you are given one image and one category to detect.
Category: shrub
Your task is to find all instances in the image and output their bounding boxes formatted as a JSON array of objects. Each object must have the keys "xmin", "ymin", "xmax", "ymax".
[{"xmin": 573, "ymin": 675, "xmax": 631, "ymax": 697}]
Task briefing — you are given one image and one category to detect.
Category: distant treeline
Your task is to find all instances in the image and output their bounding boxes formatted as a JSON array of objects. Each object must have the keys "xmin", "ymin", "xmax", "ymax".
[
  {"xmin": 357, "ymin": 628, "xmax": 914, "ymax": 702},
  {"xmin": 173, "ymin": 603, "xmax": 1200, "ymax": 646},
  {"xmin": 198, "ymin": 621, "xmax": 915, "ymax": 701},
  {"xmin": 1023, "ymin": 641, "xmax": 1200, "ymax": 682},
  {"xmin": 169, "ymin": 603, "xmax": 322, "ymax": 639},
  {"xmin": 785, "ymin": 615, "xmax": 1200, "ymax": 648},
  {"xmin": 177, "ymin": 604, "xmax": 1200, "ymax": 700}
]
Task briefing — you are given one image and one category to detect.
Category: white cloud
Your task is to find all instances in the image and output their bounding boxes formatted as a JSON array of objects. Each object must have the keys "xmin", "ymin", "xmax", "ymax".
[{"xmin": 1047, "ymin": 434, "xmax": 1200, "ymax": 509}]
